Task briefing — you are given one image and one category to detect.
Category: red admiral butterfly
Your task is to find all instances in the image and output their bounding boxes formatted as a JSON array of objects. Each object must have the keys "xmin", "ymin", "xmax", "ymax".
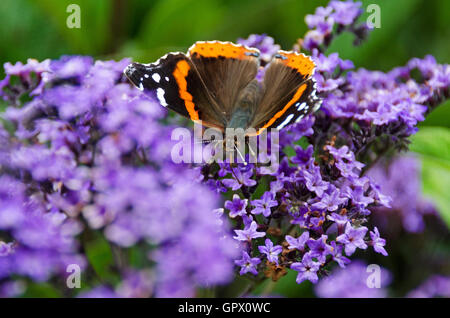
[{"xmin": 124, "ymin": 41, "xmax": 320, "ymax": 135}]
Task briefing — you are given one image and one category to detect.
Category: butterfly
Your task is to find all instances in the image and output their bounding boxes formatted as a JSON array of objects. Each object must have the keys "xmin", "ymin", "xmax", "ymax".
[{"xmin": 124, "ymin": 41, "xmax": 321, "ymax": 136}]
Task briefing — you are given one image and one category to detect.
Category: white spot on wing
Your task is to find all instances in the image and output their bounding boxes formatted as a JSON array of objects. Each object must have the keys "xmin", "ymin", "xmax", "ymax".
[
  {"xmin": 165, "ymin": 76, "xmax": 169, "ymax": 82},
  {"xmin": 156, "ymin": 88, "xmax": 168, "ymax": 107},
  {"xmin": 295, "ymin": 114, "xmax": 305, "ymax": 123},
  {"xmin": 152, "ymin": 73, "xmax": 161, "ymax": 83},
  {"xmin": 296, "ymin": 102, "xmax": 307, "ymax": 111},
  {"xmin": 144, "ymin": 74, "xmax": 149, "ymax": 78},
  {"xmin": 277, "ymin": 114, "xmax": 294, "ymax": 130}
]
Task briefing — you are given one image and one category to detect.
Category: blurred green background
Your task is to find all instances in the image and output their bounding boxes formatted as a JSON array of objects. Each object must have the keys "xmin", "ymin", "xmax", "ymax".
[{"xmin": 0, "ymin": 0, "xmax": 449, "ymax": 297}]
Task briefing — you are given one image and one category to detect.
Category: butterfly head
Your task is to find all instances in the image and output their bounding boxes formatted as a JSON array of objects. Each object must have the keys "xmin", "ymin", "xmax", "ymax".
[{"xmin": 124, "ymin": 62, "xmax": 148, "ymax": 91}]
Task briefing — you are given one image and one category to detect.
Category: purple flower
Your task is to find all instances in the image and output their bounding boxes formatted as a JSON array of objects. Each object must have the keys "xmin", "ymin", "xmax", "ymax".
[
  {"xmin": 368, "ymin": 156, "xmax": 433, "ymax": 232},
  {"xmin": 304, "ymin": 166, "xmax": 329, "ymax": 197},
  {"xmin": 224, "ymin": 194, "xmax": 248, "ymax": 218},
  {"xmin": 314, "ymin": 52, "xmax": 353, "ymax": 74},
  {"xmin": 307, "ymin": 235, "xmax": 333, "ymax": 263},
  {"xmin": 407, "ymin": 275, "xmax": 450, "ymax": 298},
  {"xmin": 0, "ymin": 280, "xmax": 25, "ymax": 297},
  {"xmin": 327, "ymin": 212, "xmax": 349, "ymax": 226},
  {"xmin": 344, "ymin": 186, "xmax": 374, "ymax": 208},
  {"xmin": 326, "ymin": 145, "xmax": 353, "ymax": 161},
  {"xmin": 237, "ymin": 34, "xmax": 280, "ymax": 63},
  {"xmin": 258, "ymin": 239, "xmax": 282, "ymax": 264},
  {"xmin": 235, "ymin": 251, "xmax": 261, "ymax": 276},
  {"xmin": 206, "ymin": 179, "xmax": 228, "ymax": 194},
  {"xmin": 242, "ymin": 214, "xmax": 254, "ymax": 228},
  {"xmin": 311, "ymin": 187, "xmax": 347, "ymax": 211},
  {"xmin": 221, "ymin": 168, "xmax": 257, "ymax": 190},
  {"xmin": 329, "ymin": 0, "xmax": 362, "ymax": 25},
  {"xmin": 251, "ymin": 191, "xmax": 278, "ymax": 217},
  {"xmin": 50, "ymin": 56, "xmax": 93, "ymax": 79},
  {"xmin": 315, "ymin": 261, "xmax": 391, "ymax": 298},
  {"xmin": 305, "ymin": 6, "xmax": 333, "ymax": 29},
  {"xmin": 217, "ymin": 163, "xmax": 230, "ymax": 177},
  {"xmin": 336, "ymin": 222, "xmax": 368, "ymax": 256},
  {"xmin": 291, "ymin": 253, "xmax": 321, "ymax": 284},
  {"xmin": 115, "ymin": 270, "xmax": 154, "ymax": 298},
  {"xmin": 78, "ymin": 286, "xmax": 118, "ymax": 298},
  {"xmin": 233, "ymin": 221, "xmax": 266, "ymax": 242},
  {"xmin": 0, "ymin": 241, "xmax": 14, "ymax": 257},
  {"xmin": 291, "ymin": 145, "xmax": 314, "ymax": 165},
  {"xmin": 330, "ymin": 241, "xmax": 350, "ymax": 268},
  {"xmin": 270, "ymin": 177, "xmax": 284, "ymax": 194},
  {"xmin": 285, "ymin": 232, "xmax": 309, "ymax": 251},
  {"xmin": 303, "ymin": 0, "xmax": 366, "ymax": 50},
  {"xmin": 370, "ymin": 227, "xmax": 388, "ymax": 256},
  {"xmin": 4, "ymin": 58, "xmax": 50, "ymax": 76}
]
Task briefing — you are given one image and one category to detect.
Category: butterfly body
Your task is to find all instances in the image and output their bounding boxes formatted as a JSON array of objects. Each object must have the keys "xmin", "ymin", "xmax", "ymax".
[
  {"xmin": 124, "ymin": 41, "xmax": 321, "ymax": 135},
  {"xmin": 227, "ymin": 80, "xmax": 262, "ymax": 129}
]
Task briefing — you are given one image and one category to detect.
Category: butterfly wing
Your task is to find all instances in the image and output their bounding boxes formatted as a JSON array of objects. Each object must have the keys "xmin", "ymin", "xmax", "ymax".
[
  {"xmin": 249, "ymin": 50, "xmax": 321, "ymax": 134},
  {"xmin": 187, "ymin": 41, "xmax": 261, "ymax": 124},
  {"xmin": 124, "ymin": 53, "xmax": 225, "ymax": 131}
]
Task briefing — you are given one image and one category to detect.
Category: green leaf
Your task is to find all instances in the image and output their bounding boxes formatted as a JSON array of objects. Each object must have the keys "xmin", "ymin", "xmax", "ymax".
[
  {"xmin": 252, "ymin": 269, "xmax": 314, "ymax": 297},
  {"xmin": 409, "ymin": 126, "xmax": 450, "ymax": 163},
  {"xmin": 133, "ymin": 0, "xmax": 225, "ymax": 61},
  {"xmin": 33, "ymin": 0, "xmax": 111, "ymax": 55},
  {"xmin": 419, "ymin": 157, "xmax": 450, "ymax": 228},
  {"xmin": 22, "ymin": 282, "xmax": 61, "ymax": 298},
  {"xmin": 83, "ymin": 232, "xmax": 118, "ymax": 284},
  {"xmin": 420, "ymin": 99, "xmax": 450, "ymax": 128},
  {"xmin": 410, "ymin": 127, "xmax": 450, "ymax": 227},
  {"xmin": 0, "ymin": 0, "xmax": 69, "ymax": 64}
]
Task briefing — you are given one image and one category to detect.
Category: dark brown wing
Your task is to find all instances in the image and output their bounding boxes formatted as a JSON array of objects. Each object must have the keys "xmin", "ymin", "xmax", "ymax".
[
  {"xmin": 187, "ymin": 41, "xmax": 260, "ymax": 124},
  {"xmin": 248, "ymin": 50, "xmax": 320, "ymax": 135},
  {"xmin": 124, "ymin": 53, "xmax": 225, "ymax": 131}
]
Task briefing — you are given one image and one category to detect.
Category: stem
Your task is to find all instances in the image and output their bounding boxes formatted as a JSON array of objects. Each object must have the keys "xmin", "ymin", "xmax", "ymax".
[
  {"xmin": 239, "ymin": 277, "xmax": 266, "ymax": 297},
  {"xmin": 261, "ymin": 280, "xmax": 277, "ymax": 296},
  {"xmin": 79, "ymin": 227, "xmax": 104, "ymax": 284},
  {"xmin": 109, "ymin": 242, "xmax": 128, "ymax": 273}
]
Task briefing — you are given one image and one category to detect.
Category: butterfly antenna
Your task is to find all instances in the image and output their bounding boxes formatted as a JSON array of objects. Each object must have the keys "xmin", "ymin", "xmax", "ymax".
[
  {"xmin": 234, "ymin": 144, "xmax": 247, "ymax": 166},
  {"xmin": 248, "ymin": 143, "xmax": 257, "ymax": 161},
  {"xmin": 194, "ymin": 139, "xmax": 213, "ymax": 145}
]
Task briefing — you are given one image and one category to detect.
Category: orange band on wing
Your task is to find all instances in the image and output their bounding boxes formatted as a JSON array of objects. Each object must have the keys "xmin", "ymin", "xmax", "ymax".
[
  {"xmin": 278, "ymin": 51, "xmax": 315, "ymax": 77},
  {"xmin": 173, "ymin": 60, "xmax": 199, "ymax": 121},
  {"xmin": 257, "ymin": 83, "xmax": 307, "ymax": 135},
  {"xmin": 189, "ymin": 42, "xmax": 259, "ymax": 60}
]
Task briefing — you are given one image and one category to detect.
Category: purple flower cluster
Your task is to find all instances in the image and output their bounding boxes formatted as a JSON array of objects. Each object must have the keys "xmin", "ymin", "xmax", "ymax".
[
  {"xmin": 368, "ymin": 156, "xmax": 437, "ymax": 232},
  {"xmin": 204, "ymin": 139, "xmax": 382, "ymax": 285},
  {"xmin": 318, "ymin": 55, "xmax": 447, "ymax": 136},
  {"xmin": 407, "ymin": 275, "xmax": 450, "ymax": 298},
  {"xmin": 315, "ymin": 261, "xmax": 391, "ymax": 297},
  {"xmin": 0, "ymin": 175, "xmax": 85, "ymax": 283},
  {"xmin": 0, "ymin": 56, "xmax": 238, "ymax": 297},
  {"xmin": 197, "ymin": 4, "xmax": 447, "ymax": 287},
  {"xmin": 303, "ymin": 0, "xmax": 368, "ymax": 51},
  {"xmin": 0, "ymin": 0, "xmax": 448, "ymax": 297}
]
